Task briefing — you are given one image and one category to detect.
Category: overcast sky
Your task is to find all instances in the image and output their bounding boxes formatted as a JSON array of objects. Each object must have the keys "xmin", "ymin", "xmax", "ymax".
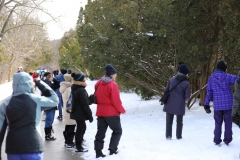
[{"xmin": 39, "ymin": 0, "xmax": 88, "ymax": 40}]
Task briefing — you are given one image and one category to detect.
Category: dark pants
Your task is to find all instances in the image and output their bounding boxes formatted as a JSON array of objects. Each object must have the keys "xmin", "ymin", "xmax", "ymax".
[
  {"xmin": 214, "ymin": 109, "xmax": 232, "ymax": 144},
  {"xmin": 94, "ymin": 116, "xmax": 122, "ymax": 152},
  {"xmin": 63, "ymin": 125, "xmax": 76, "ymax": 144},
  {"xmin": 166, "ymin": 113, "xmax": 183, "ymax": 139},
  {"xmin": 75, "ymin": 120, "xmax": 86, "ymax": 148}
]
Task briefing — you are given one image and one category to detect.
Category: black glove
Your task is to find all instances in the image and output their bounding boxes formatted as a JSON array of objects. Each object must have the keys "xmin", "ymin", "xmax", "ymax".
[
  {"xmin": 35, "ymin": 80, "xmax": 51, "ymax": 97},
  {"xmin": 232, "ymin": 116, "xmax": 235, "ymax": 122},
  {"xmin": 238, "ymin": 110, "xmax": 240, "ymax": 116},
  {"xmin": 204, "ymin": 105, "xmax": 211, "ymax": 114},
  {"xmin": 89, "ymin": 117, "xmax": 93, "ymax": 123}
]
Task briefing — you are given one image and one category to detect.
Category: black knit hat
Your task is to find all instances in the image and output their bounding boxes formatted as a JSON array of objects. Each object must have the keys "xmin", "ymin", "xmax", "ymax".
[
  {"xmin": 60, "ymin": 69, "xmax": 67, "ymax": 75},
  {"xmin": 105, "ymin": 64, "xmax": 117, "ymax": 76},
  {"xmin": 71, "ymin": 73, "xmax": 85, "ymax": 81},
  {"xmin": 179, "ymin": 64, "xmax": 190, "ymax": 75},
  {"xmin": 67, "ymin": 69, "xmax": 72, "ymax": 74},
  {"xmin": 217, "ymin": 60, "xmax": 227, "ymax": 72},
  {"xmin": 44, "ymin": 72, "xmax": 51, "ymax": 77}
]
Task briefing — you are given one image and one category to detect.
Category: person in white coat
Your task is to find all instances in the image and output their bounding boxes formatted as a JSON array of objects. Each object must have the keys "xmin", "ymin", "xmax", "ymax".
[{"xmin": 60, "ymin": 74, "xmax": 76, "ymax": 148}]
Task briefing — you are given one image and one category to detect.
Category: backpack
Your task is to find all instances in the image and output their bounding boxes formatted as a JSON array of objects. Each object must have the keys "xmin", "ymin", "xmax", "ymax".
[{"xmin": 66, "ymin": 93, "xmax": 74, "ymax": 113}]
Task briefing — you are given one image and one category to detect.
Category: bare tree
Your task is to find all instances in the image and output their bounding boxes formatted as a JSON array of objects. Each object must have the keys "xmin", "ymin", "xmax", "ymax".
[
  {"xmin": 1, "ymin": 7, "xmax": 52, "ymax": 81},
  {"xmin": 0, "ymin": 0, "xmax": 60, "ymax": 42}
]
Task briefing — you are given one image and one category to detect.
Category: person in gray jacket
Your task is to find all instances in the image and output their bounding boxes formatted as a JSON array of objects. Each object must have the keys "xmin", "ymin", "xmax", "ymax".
[
  {"xmin": 163, "ymin": 64, "xmax": 191, "ymax": 140},
  {"xmin": 0, "ymin": 72, "xmax": 59, "ymax": 160},
  {"xmin": 232, "ymin": 71, "xmax": 240, "ymax": 126}
]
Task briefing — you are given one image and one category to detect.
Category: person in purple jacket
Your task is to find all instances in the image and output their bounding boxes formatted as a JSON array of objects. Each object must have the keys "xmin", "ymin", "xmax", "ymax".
[
  {"xmin": 163, "ymin": 64, "xmax": 191, "ymax": 140},
  {"xmin": 204, "ymin": 60, "xmax": 238, "ymax": 146}
]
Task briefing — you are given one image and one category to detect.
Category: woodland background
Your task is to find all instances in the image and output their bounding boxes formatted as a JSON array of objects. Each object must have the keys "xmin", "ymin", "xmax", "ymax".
[{"xmin": 1, "ymin": 0, "xmax": 240, "ymax": 107}]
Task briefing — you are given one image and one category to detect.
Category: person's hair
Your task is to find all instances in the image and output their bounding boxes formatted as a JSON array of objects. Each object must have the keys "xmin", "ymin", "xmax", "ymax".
[{"xmin": 46, "ymin": 73, "xmax": 52, "ymax": 79}]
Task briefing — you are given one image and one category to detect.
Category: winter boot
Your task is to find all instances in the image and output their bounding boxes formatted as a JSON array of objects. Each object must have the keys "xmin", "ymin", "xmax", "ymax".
[
  {"xmin": 57, "ymin": 115, "xmax": 62, "ymax": 121},
  {"xmin": 67, "ymin": 132, "xmax": 76, "ymax": 148},
  {"xmin": 45, "ymin": 127, "xmax": 56, "ymax": 141},
  {"xmin": 64, "ymin": 132, "xmax": 75, "ymax": 148},
  {"xmin": 96, "ymin": 150, "xmax": 106, "ymax": 158},
  {"xmin": 109, "ymin": 150, "xmax": 118, "ymax": 155},
  {"xmin": 166, "ymin": 136, "xmax": 172, "ymax": 140},
  {"xmin": 63, "ymin": 131, "xmax": 68, "ymax": 147},
  {"xmin": 75, "ymin": 143, "xmax": 88, "ymax": 152}
]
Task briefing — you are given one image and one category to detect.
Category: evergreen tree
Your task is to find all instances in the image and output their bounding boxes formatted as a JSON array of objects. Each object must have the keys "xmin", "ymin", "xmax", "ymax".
[{"xmin": 59, "ymin": 30, "xmax": 84, "ymax": 72}]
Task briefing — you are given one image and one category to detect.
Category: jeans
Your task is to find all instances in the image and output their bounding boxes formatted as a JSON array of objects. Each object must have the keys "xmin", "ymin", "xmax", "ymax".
[
  {"xmin": 55, "ymin": 88, "xmax": 63, "ymax": 117},
  {"xmin": 45, "ymin": 109, "xmax": 55, "ymax": 128},
  {"xmin": 7, "ymin": 152, "xmax": 43, "ymax": 160}
]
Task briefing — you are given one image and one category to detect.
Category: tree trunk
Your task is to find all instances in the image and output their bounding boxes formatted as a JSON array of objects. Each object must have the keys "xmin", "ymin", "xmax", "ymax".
[
  {"xmin": 8, "ymin": 65, "xmax": 12, "ymax": 82},
  {"xmin": 199, "ymin": 76, "xmax": 207, "ymax": 106}
]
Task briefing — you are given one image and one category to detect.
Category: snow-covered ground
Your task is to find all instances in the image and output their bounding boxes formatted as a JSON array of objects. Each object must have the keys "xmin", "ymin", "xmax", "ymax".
[{"xmin": 1, "ymin": 79, "xmax": 240, "ymax": 160}]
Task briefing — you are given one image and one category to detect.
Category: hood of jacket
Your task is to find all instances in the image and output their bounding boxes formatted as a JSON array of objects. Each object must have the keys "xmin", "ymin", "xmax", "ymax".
[
  {"xmin": 211, "ymin": 69, "xmax": 227, "ymax": 84},
  {"xmin": 71, "ymin": 81, "xmax": 87, "ymax": 92},
  {"xmin": 101, "ymin": 76, "xmax": 112, "ymax": 82},
  {"xmin": 12, "ymin": 72, "xmax": 34, "ymax": 96},
  {"xmin": 60, "ymin": 81, "xmax": 71, "ymax": 94},
  {"xmin": 175, "ymin": 72, "xmax": 188, "ymax": 81}
]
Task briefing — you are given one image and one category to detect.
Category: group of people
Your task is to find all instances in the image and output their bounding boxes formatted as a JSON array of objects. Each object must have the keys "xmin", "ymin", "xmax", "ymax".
[
  {"xmin": 0, "ymin": 64, "xmax": 126, "ymax": 159},
  {"xmin": 163, "ymin": 60, "xmax": 240, "ymax": 147},
  {"xmin": 2, "ymin": 60, "xmax": 239, "ymax": 159},
  {"xmin": 58, "ymin": 64, "xmax": 126, "ymax": 158}
]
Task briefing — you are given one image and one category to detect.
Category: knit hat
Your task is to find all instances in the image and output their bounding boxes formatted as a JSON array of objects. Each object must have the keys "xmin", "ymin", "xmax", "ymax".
[
  {"xmin": 67, "ymin": 69, "xmax": 72, "ymax": 74},
  {"xmin": 44, "ymin": 72, "xmax": 51, "ymax": 77},
  {"xmin": 64, "ymin": 74, "xmax": 72, "ymax": 82},
  {"xmin": 217, "ymin": 60, "xmax": 227, "ymax": 72},
  {"xmin": 71, "ymin": 73, "xmax": 85, "ymax": 81},
  {"xmin": 105, "ymin": 64, "xmax": 117, "ymax": 76},
  {"xmin": 179, "ymin": 64, "xmax": 190, "ymax": 75},
  {"xmin": 60, "ymin": 69, "xmax": 67, "ymax": 75}
]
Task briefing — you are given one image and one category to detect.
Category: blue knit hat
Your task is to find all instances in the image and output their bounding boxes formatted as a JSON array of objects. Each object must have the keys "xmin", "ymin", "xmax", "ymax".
[
  {"xmin": 179, "ymin": 64, "xmax": 189, "ymax": 75},
  {"xmin": 105, "ymin": 64, "xmax": 117, "ymax": 76}
]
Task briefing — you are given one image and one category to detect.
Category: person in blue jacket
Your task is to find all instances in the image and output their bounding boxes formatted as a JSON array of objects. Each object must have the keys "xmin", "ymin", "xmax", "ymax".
[
  {"xmin": 204, "ymin": 60, "xmax": 238, "ymax": 145},
  {"xmin": 54, "ymin": 69, "xmax": 67, "ymax": 120},
  {"xmin": 0, "ymin": 72, "xmax": 59, "ymax": 160}
]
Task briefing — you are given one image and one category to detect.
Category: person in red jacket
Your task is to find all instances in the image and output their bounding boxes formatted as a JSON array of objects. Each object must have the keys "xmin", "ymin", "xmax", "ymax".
[
  {"xmin": 94, "ymin": 64, "xmax": 126, "ymax": 158},
  {"xmin": 32, "ymin": 71, "xmax": 39, "ymax": 90}
]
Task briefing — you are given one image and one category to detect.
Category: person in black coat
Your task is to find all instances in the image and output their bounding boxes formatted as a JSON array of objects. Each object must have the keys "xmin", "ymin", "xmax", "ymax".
[{"xmin": 70, "ymin": 73, "xmax": 93, "ymax": 152}]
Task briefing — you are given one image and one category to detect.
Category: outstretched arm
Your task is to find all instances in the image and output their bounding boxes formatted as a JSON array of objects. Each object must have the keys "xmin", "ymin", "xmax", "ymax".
[{"xmin": 0, "ymin": 97, "xmax": 11, "ymax": 159}]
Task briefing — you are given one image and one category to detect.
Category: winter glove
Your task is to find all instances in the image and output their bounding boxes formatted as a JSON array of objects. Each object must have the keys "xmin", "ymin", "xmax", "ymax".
[
  {"xmin": 232, "ymin": 116, "xmax": 235, "ymax": 122},
  {"xmin": 52, "ymin": 78, "xmax": 60, "ymax": 90},
  {"xmin": 35, "ymin": 80, "xmax": 51, "ymax": 97},
  {"xmin": 89, "ymin": 117, "xmax": 93, "ymax": 123},
  {"xmin": 204, "ymin": 105, "xmax": 211, "ymax": 114},
  {"xmin": 237, "ymin": 110, "xmax": 240, "ymax": 116}
]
